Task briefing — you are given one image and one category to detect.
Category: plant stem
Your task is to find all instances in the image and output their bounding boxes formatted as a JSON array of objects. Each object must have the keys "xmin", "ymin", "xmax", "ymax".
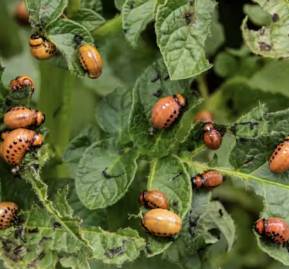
[
  {"xmin": 66, "ymin": 0, "xmax": 81, "ymax": 17},
  {"xmin": 197, "ymin": 75, "xmax": 209, "ymax": 99},
  {"xmin": 93, "ymin": 15, "xmax": 122, "ymax": 41}
]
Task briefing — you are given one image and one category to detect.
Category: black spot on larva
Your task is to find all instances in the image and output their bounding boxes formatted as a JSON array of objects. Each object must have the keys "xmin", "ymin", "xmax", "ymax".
[
  {"xmin": 272, "ymin": 13, "xmax": 279, "ymax": 22},
  {"xmin": 13, "ymin": 141, "xmax": 17, "ymax": 145},
  {"xmin": 6, "ymin": 150, "xmax": 9, "ymax": 153},
  {"xmin": 9, "ymin": 145, "xmax": 12, "ymax": 149},
  {"xmin": 173, "ymin": 110, "xmax": 177, "ymax": 114},
  {"xmin": 170, "ymin": 114, "xmax": 174, "ymax": 119},
  {"xmin": 259, "ymin": 42, "xmax": 272, "ymax": 51}
]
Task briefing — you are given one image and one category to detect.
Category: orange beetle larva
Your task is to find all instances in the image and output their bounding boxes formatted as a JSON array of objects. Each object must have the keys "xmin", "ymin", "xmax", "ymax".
[
  {"xmin": 0, "ymin": 202, "xmax": 18, "ymax": 229},
  {"xmin": 142, "ymin": 209, "xmax": 182, "ymax": 237},
  {"xmin": 10, "ymin": 75, "xmax": 35, "ymax": 94},
  {"xmin": 255, "ymin": 217, "xmax": 289, "ymax": 245},
  {"xmin": 15, "ymin": 0, "xmax": 29, "ymax": 24},
  {"xmin": 139, "ymin": 190, "xmax": 169, "ymax": 209},
  {"xmin": 269, "ymin": 137, "xmax": 289, "ymax": 173},
  {"xmin": 194, "ymin": 110, "xmax": 213, "ymax": 123},
  {"xmin": 78, "ymin": 43, "xmax": 103, "ymax": 79},
  {"xmin": 203, "ymin": 123, "xmax": 222, "ymax": 150},
  {"xmin": 29, "ymin": 34, "xmax": 56, "ymax": 60},
  {"xmin": 0, "ymin": 128, "xmax": 43, "ymax": 166},
  {"xmin": 151, "ymin": 94, "xmax": 186, "ymax": 129},
  {"xmin": 4, "ymin": 107, "xmax": 45, "ymax": 129},
  {"xmin": 192, "ymin": 170, "xmax": 223, "ymax": 189}
]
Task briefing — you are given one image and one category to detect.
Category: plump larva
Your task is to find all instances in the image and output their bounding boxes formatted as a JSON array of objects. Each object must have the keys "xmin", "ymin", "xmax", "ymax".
[
  {"xmin": 194, "ymin": 110, "xmax": 213, "ymax": 123},
  {"xmin": 151, "ymin": 94, "xmax": 186, "ymax": 129},
  {"xmin": 192, "ymin": 170, "xmax": 223, "ymax": 189},
  {"xmin": 139, "ymin": 190, "xmax": 169, "ymax": 209},
  {"xmin": 15, "ymin": 0, "xmax": 29, "ymax": 24},
  {"xmin": 142, "ymin": 209, "xmax": 182, "ymax": 237},
  {"xmin": 29, "ymin": 34, "xmax": 56, "ymax": 59},
  {"xmin": 78, "ymin": 44, "xmax": 103, "ymax": 79},
  {"xmin": 203, "ymin": 123, "xmax": 222, "ymax": 150},
  {"xmin": 4, "ymin": 107, "xmax": 45, "ymax": 129},
  {"xmin": 0, "ymin": 202, "xmax": 18, "ymax": 229},
  {"xmin": 10, "ymin": 75, "xmax": 35, "ymax": 94},
  {"xmin": 269, "ymin": 137, "xmax": 289, "ymax": 173},
  {"xmin": 255, "ymin": 217, "xmax": 289, "ymax": 245},
  {"xmin": 0, "ymin": 128, "xmax": 43, "ymax": 166}
]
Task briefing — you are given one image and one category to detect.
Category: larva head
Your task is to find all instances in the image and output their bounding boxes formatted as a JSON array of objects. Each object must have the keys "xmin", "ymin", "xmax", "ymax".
[
  {"xmin": 255, "ymin": 218, "xmax": 265, "ymax": 235},
  {"xmin": 36, "ymin": 111, "xmax": 45, "ymax": 126},
  {"xmin": 29, "ymin": 33, "xmax": 43, "ymax": 46},
  {"xmin": 32, "ymin": 133, "xmax": 43, "ymax": 146},
  {"xmin": 175, "ymin": 94, "xmax": 186, "ymax": 107},
  {"xmin": 139, "ymin": 191, "xmax": 146, "ymax": 205},
  {"xmin": 1, "ymin": 131, "xmax": 10, "ymax": 140}
]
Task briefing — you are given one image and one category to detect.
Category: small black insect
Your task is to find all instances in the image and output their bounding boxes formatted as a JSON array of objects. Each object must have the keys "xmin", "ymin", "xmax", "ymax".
[
  {"xmin": 53, "ymin": 222, "xmax": 61, "ymax": 229},
  {"xmin": 102, "ymin": 167, "xmax": 124, "ymax": 179},
  {"xmin": 218, "ymin": 209, "xmax": 223, "ymax": 217},
  {"xmin": 104, "ymin": 246, "xmax": 125, "ymax": 258},
  {"xmin": 170, "ymin": 172, "xmax": 183, "ymax": 181},
  {"xmin": 153, "ymin": 89, "xmax": 163, "ymax": 97}
]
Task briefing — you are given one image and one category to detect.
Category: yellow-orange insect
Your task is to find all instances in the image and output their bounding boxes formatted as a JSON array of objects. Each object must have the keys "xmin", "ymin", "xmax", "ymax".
[
  {"xmin": 139, "ymin": 190, "xmax": 169, "ymax": 209},
  {"xmin": 0, "ymin": 128, "xmax": 43, "ymax": 166},
  {"xmin": 142, "ymin": 209, "xmax": 182, "ymax": 237},
  {"xmin": 4, "ymin": 107, "xmax": 45, "ymax": 129},
  {"xmin": 29, "ymin": 34, "xmax": 56, "ymax": 59},
  {"xmin": 15, "ymin": 0, "xmax": 29, "ymax": 24},
  {"xmin": 78, "ymin": 43, "xmax": 103, "ymax": 79},
  {"xmin": 151, "ymin": 94, "xmax": 186, "ymax": 129},
  {"xmin": 0, "ymin": 202, "xmax": 18, "ymax": 229},
  {"xmin": 269, "ymin": 137, "xmax": 289, "ymax": 173},
  {"xmin": 10, "ymin": 75, "xmax": 35, "ymax": 93}
]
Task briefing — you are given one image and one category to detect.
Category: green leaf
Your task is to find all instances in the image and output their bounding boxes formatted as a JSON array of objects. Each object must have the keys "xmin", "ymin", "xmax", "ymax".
[
  {"xmin": 243, "ymin": 4, "xmax": 271, "ymax": 26},
  {"xmin": 75, "ymin": 140, "xmax": 139, "ymax": 209},
  {"xmin": 81, "ymin": 227, "xmax": 145, "ymax": 265},
  {"xmin": 81, "ymin": 0, "xmax": 102, "ymax": 13},
  {"xmin": 96, "ymin": 87, "xmax": 132, "ymax": 145},
  {"xmin": 163, "ymin": 193, "xmax": 235, "ymax": 268},
  {"xmin": 205, "ymin": 11, "xmax": 225, "ymax": 56},
  {"xmin": 115, "ymin": 0, "xmax": 126, "ymax": 10},
  {"xmin": 25, "ymin": 0, "xmax": 68, "ymax": 27},
  {"xmin": 129, "ymin": 59, "xmax": 201, "ymax": 158},
  {"xmin": 181, "ymin": 103, "xmax": 289, "ymax": 265},
  {"xmin": 63, "ymin": 125, "xmax": 100, "ymax": 178},
  {"xmin": 155, "ymin": 0, "xmax": 216, "ymax": 80},
  {"xmin": 72, "ymin": 8, "xmax": 105, "ymax": 32},
  {"xmin": 122, "ymin": 0, "xmax": 157, "ymax": 47},
  {"xmin": 205, "ymin": 77, "xmax": 289, "ymax": 122},
  {"xmin": 249, "ymin": 59, "xmax": 289, "ymax": 98},
  {"xmin": 20, "ymin": 145, "xmax": 88, "ymax": 250},
  {"xmin": 47, "ymin": 18, "xmax": 94, "ymax": 76},
  {"xmin": 242, "ymin": 0, "xmax": 289, "ymax": 58},
  {"xmin": 144, "ymin": 155, "xmax": 192, "ymax": 257}
]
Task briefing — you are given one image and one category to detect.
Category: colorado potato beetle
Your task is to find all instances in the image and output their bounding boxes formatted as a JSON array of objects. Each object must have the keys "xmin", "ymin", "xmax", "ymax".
[
  {"xmin": 0, "ymin": 202, "xmax": 18, "ymax": 229},
  {"xmin": 10, "ymin": 75, "xmax": 35, "ymax": 94},
  {"xmin": 269, "ymin": 137, "xmax": 289, "ymax": 173},
  {"xmin": 142, "ymin": 209, "xmax": 182, "ymax": 237},
  {"xmin": 4, "ymin": 107, "xmax": 45, "ymax": 129},
  {"xmin": 151, "ymin": 94, "xmax": 186, "ymax": 129},
  {"xmin": 29, "ymin": 34, "xmax": 56, "ymax": 59},
  {"xmin": 203, "ymin": 123, "xmax": 222, "ymax": 150},
  {"xmin": 139, "ymin": 190, "xmax": 169, "ymax": 209},
  {"xmin": 255, "ymin": 217, "xmax": 289, "ymax": 245},
  {"xmin": 192, "ymin": 170, "xmax": 223, "ymax": 189},
  {"xmin": 194, "ymin": 110, "xmax": 213, "ymax": 123},
  {"xmin": 15, "ymin": 0, "xmax": 29, "ymax": 24},
  {"xmin": 0, "ymin": 128, "xmax": 43, "ymax": 166}
]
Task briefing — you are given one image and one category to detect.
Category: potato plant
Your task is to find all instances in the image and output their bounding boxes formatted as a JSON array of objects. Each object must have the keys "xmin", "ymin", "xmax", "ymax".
[{"xmin": 0, "ymin": 0, "xmax": 289, "ymax": 268}]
